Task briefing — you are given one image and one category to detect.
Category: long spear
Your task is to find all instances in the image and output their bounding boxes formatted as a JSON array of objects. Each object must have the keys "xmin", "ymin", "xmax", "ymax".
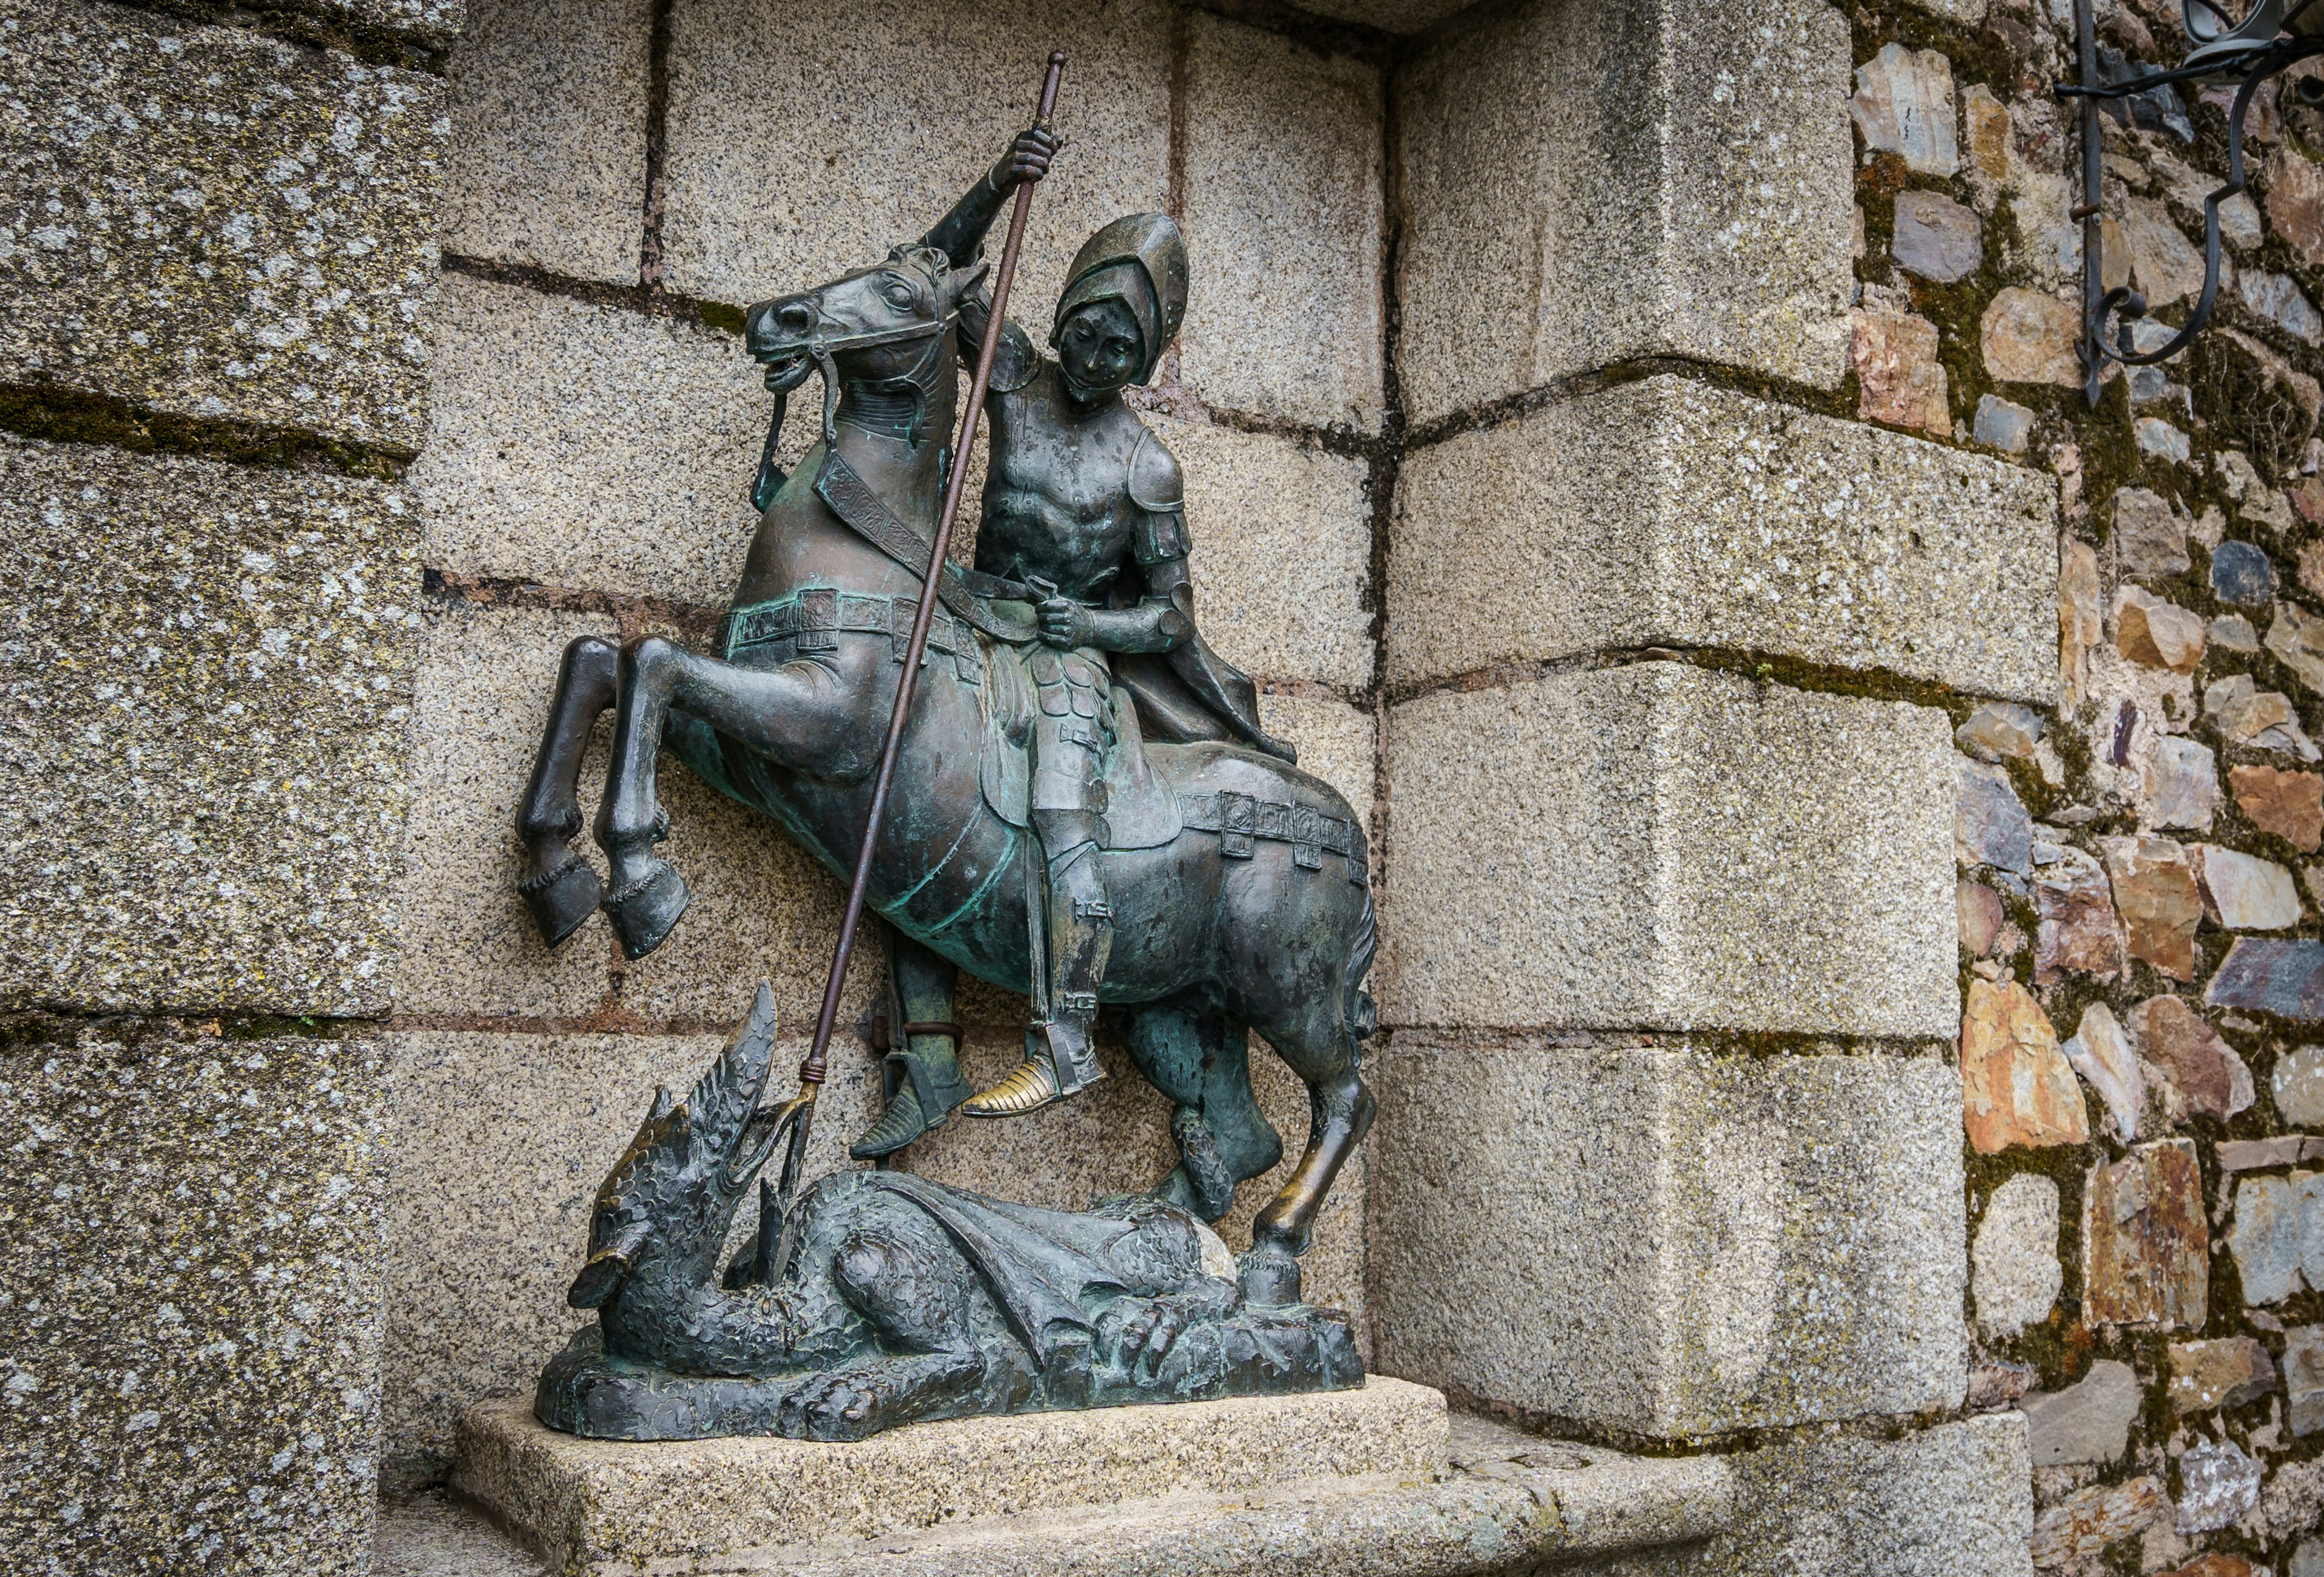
[{"xmin": 758, "ymin": 51, "xmax": 1068, "ymax": 1279}]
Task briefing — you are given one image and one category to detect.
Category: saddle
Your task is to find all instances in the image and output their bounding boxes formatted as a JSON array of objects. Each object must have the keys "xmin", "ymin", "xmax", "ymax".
[{"xmin": 976, "ymin": 640, "xmax": 1184, "ymax": 850}]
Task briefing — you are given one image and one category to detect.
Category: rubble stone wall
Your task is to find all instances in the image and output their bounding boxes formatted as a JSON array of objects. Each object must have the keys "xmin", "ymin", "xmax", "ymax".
[{"xmin": 1821, "ymin": 0, "xmax": 2324, "ymax": 1570}]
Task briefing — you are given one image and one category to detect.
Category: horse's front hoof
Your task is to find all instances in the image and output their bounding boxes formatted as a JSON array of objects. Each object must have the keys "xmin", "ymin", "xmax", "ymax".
[
  {"xmin": 520, "ymin": 855, "xmax": 604, "ymax": 948},
  {"xmin": 1238, "ymin": 1243, "xmax": 1302, "ymax": 1307},
  {"xmin": 603, "ymin": 860, "xmax": 693, "ymax": 960}
]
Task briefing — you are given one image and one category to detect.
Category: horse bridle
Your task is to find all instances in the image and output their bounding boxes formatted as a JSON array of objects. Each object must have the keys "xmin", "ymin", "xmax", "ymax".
[{"xmin": 753, "ymin": 300, "xmax": 959, "ymax": 513}]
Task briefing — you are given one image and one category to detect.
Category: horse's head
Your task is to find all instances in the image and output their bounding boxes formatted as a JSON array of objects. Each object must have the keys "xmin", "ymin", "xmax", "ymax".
[
  {"xmin": 566, "ymin": 984, "xmax": 792, "ymax": 1313},
  {"xmin": 745, "ymin": 244, "xmax": 990, "ymax": 393}
]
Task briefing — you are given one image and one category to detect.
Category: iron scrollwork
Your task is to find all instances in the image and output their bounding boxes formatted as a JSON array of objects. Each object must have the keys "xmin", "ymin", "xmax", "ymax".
[{"xmin": 2064, "ymin": 0, "xmax": 2324, "ymax": 404}]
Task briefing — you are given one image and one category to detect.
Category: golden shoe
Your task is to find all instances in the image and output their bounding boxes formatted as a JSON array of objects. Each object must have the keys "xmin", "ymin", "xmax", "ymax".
[{"xmin": 963, "ymin": 1054, "xmax": 1065, "ymax": 1117}]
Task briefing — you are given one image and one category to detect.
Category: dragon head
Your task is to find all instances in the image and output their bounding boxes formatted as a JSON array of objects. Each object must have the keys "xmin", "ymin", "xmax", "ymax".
[{"xmin": 566, "ymin": 983, "xmax": 792, "ymax": 1312}]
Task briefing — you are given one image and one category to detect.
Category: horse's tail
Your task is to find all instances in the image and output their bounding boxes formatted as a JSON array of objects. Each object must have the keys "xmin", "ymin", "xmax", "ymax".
[{"xmin": 1343, "ymin": 880, "xmax": 1379, "ymax": 1053}]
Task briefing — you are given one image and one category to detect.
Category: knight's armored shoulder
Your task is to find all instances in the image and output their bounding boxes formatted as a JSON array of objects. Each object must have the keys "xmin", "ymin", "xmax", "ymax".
[
  {"xmin": 989, "ymin": 321, "xmax": 1040, "ymax": 393},
  {"xmin": 1127, "ymin": 427, "xmax": 1183, "ymax": 513},
  {"xmin": 1127, "ymin": 429, "xmax": 1188, "ymax": 566},
  {"xmin": 960, "ymin": 287, "xmax": 1039, "ymax": 393}
]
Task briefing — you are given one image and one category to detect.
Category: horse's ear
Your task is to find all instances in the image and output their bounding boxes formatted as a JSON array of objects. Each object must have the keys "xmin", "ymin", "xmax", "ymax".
[{"xmin": 942, "ymin": 253, "xmax": 991, "ymax": 311}]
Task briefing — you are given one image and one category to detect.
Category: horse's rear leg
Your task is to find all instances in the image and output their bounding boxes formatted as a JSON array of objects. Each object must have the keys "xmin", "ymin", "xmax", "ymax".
[
  {"xmin": 1123, "ymin": 1001, "xmax": 1282, "ymax": 1223},
  {"xmin": 514, "ymin": 635, "xmax": 618, "ymax": 946},
  {"xmin": 1243, "ymin": 1010, "xmax": 1374, "ymax": 1308}
]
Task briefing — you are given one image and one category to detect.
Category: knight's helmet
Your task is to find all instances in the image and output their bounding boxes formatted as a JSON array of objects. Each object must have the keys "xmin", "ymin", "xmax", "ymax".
[{"xmin": 1049, "ymin": 213, "xmax": 1189, "ymax": 386}]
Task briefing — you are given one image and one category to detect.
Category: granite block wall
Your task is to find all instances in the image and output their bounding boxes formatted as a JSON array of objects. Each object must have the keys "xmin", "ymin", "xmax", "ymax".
[{"xmin": 0, "ymin": 0, "xmax": 447, "ymax": 1569}]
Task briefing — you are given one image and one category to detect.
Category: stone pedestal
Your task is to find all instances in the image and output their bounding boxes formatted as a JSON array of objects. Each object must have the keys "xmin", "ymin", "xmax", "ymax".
[
  {"xmin": 414, "ymin": 1406, "xmax": 1740, "ymax": 1577},
  {"xmin": 455, "ymin": 1379, "xmax": 1452, "ymax": 1573}
]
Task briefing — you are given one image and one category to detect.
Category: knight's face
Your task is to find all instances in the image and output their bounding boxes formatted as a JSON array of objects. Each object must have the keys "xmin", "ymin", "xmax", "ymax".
[{"xmin": 1056, "ymin": 300, "xmax": 1144, "ymax": 401}]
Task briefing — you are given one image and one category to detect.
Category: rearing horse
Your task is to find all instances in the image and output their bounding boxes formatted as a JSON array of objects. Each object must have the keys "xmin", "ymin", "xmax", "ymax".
[{"xmin": 511, "ymin": 242, "xmax": 1375, "ymax": 1303}]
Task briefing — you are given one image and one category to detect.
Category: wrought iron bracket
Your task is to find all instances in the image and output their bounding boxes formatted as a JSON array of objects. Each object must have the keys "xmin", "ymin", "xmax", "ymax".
[{"xmin": 2062, "ymin": 0, "xmax": 2324, "ymax": 406}]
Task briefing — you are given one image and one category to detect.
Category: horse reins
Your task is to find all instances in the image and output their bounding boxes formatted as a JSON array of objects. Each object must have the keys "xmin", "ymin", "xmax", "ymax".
[{"xmin": 752, "ymin": 309, "xmax": 959, "ymax": 513}]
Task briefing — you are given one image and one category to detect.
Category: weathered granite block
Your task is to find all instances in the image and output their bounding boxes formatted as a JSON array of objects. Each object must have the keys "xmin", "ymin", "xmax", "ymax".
[
  {"xmin": 435, "ymin": 1408, "xmax": 1732, "ymax": 1577},
  {"xmin": 0, "ymin": 436, "xmax": 419, "ymax": 1015},
  {"xmin": 285, "ymin": 0, "xmax": 464, "ymax": 48},
  {"xmin": 1396, "ymin": 0, "xmax": 1853, "ymax": 424},
  {"xmin": 1180, "ymin": 13, "xmax": 1385, "ymax": 432},
  {"xmin": 1696, "ymin": 1414, "xmax": 2034, "ymax": 1576},
  {"xmin": 1370, "ymin": 1038, "xmax": 1967, "ymax": 1436},
  {"xmin": 438, "ymin": 0, "xmax": 652, "ymax": 286},
  {"xmin": 455, "ymin": 1380, "xmax": 1449, "ymax": 1570},
  {"xmin": 0, "ymin": 1020, "xmax": 387, "ymax": 1576},
  {"xmin": 0, "ymin": 0, "xmax": 445, "ymax": 450},
  {"xmin": 1382, "ymin": 663, "xmax": 1956, "ymax": 1036},
  {"xmin": 1155, "ymin": 414, "xmax": 1373, "ymax": 691},
  {"xmin": 1281, "ymin": 0, "xmax": 1475, "ymax": 27},
  {"xmin": 412, "ymin": 275, "xmax": 767, "ymax": 605},
  {"xmin": 660, "ymin": 0, "xmax": 1169, "ymax": 316},
  {"xmin": 1390, "ymin": 376, "xmax": 2059, "ymax": 700},
  {"xmin": 378, "ymin": 1029, "xmax": 883, "ymax": 1489}
]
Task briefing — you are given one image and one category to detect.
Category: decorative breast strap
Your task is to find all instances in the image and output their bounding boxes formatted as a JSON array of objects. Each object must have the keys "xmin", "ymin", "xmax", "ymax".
[
  {"xmin": 723, "ymin": 588, "xmax": 982, "ymax": 683},
  {"xmin": 814, "ymin": 450, "xmax": 1037, "ymax": 645},
  {"xmin": 1178, "ymin": 791, "xmax": 1367, "ymax": 885}
]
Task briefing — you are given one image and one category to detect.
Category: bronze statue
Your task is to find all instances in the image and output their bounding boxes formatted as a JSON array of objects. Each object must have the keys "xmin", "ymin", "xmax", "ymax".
[
  {"xmin": 511, "ymin": 120, "xmax": 1371, "ymax": 1310},
  {"xmin": 536, "ymin": 988, "xmax": 1361, "ymax": 1442}
]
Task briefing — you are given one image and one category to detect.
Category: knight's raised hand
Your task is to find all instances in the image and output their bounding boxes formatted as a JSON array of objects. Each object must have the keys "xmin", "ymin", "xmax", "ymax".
[{"xmin": 992, "ymin": 126, "xmax": 1060, "ymax": 191}]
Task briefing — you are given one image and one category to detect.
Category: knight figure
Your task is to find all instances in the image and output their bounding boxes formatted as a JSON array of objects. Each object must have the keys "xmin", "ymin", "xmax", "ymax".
[{"xmin": 868, "ymin": 130, "xmax": 1293, "ymax": 1133}]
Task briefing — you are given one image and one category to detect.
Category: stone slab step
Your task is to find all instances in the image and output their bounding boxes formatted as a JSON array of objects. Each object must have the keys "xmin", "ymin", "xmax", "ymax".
[
  {"xmin": 424, "ymin": 1389, "xmax": 1732, "ymax": 1577},
  {"xmin": 453, "ymin": 1379, "xmax": 1446, "ymax": 1570}
]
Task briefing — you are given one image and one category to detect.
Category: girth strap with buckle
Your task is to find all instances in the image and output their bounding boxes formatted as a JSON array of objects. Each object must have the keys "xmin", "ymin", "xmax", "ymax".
[{"xmin": 815, "ymin": 450, "xmax": 1039, "ymax": 645}]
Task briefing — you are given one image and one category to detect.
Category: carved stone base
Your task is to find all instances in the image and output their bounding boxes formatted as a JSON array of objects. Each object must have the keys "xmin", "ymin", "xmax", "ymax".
[{"xmin": 453, "ymin": 1378, "xmax": 1449, "ymax": 1574}]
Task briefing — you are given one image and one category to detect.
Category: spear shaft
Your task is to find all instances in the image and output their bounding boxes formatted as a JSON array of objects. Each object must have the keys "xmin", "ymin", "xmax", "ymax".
[{"xmin": 763, "ymin": 51, "xmax": 1068, "ymax": 1277}]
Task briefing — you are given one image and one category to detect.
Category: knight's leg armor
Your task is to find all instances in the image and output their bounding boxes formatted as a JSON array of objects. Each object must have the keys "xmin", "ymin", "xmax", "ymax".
[
  {"xmin": 1037, "ymin": 807, "xmax": 1113, "ymax": 1084},
  {"xmin": 967, "ymin": 648, "xmax": 1114, "ymax": 1118}
]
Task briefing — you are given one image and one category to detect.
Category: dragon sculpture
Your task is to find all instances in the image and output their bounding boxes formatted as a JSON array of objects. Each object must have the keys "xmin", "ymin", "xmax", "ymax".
[{"xmin": 535, "ymin": 986, "xmax": 1362, "ymax": 1442}]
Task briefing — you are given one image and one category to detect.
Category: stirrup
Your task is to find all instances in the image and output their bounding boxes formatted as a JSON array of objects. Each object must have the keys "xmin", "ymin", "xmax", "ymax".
[{"xmin": 963, "ymin": 1050, "xmax": 1066, "ymax": 1118}]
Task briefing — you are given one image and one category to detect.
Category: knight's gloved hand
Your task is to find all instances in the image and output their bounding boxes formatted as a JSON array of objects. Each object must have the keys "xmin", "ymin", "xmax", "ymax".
[
  {"xmin": 1037, "ymin": 595, "xmax": 1094, "ymax": 649},
  {"xmin": 992, "ymin": 126, "xmax": 1060, "ymax": 191}
]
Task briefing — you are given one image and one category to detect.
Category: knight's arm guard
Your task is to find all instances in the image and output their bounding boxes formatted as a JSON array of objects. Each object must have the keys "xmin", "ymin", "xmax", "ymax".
[
  {"xmin": 1077, "ymin": 427, "xmax": 1196, "ymax": 652},
  {"xmin": 1080, "ymin": 556, "xmax": 1195, "ymax": 654},
  {"xmin": 956, "ymin": 283, "xmax": 1039, "ymax": 391},
  {"xmin": 920, "ymin": 163, "xmax": 1012, "ymax": 269}
]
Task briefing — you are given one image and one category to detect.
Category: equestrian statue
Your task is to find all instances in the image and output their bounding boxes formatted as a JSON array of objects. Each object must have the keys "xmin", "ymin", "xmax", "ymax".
[{"xmin": 511, "ymin": 90, "xmax": 1374, "ymax": 1340}]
